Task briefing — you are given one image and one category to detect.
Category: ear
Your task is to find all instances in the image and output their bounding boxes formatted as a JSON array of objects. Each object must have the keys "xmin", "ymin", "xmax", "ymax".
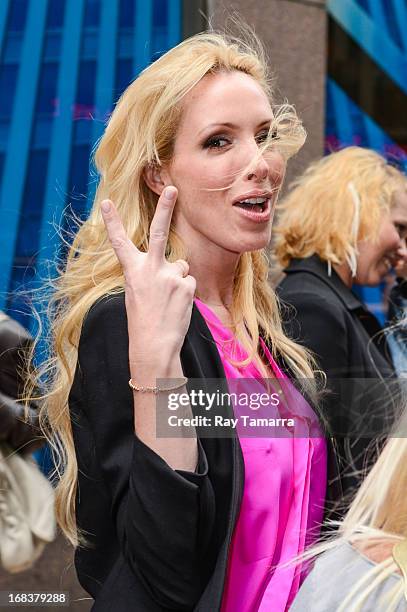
[{"xmin": 143, "ymin": 162, "xmax": 171, "ymax": 197}]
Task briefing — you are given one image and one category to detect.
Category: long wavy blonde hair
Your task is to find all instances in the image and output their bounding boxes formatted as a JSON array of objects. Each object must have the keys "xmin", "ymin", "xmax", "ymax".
[
  {"xmin": 291, "ymin": 407, "xmax": 407, "ymax": 612},
  {"xmin": 274, "ymin": 146, "xmax": 407, "ymax": 269},
  {"xmin": 31, "ymin": 27, "xmax": 318, "ymax": 546}
]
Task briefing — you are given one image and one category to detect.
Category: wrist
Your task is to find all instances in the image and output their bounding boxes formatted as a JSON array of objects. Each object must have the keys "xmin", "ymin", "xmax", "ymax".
[{"xmin": 129, "ymin": 351, "xmax": 183, "ymax": 385}]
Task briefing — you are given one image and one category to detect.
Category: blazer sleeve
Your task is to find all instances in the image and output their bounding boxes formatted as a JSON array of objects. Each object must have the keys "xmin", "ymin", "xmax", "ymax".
[
  {"xmin": 279, "ymin": 291, "xmax": 349, "ymax": 378},
  {"xmin": 74, "ymin": 295, "xmax": 216, "ymax": 610}
]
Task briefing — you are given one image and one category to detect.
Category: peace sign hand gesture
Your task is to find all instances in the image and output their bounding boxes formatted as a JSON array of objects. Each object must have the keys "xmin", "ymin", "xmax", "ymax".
[{"xmin": 101, "ymin": 186, "xmax": 196, "ymax": 371}]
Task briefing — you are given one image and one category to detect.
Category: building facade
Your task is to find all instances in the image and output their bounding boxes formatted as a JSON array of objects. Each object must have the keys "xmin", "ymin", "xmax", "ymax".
[{"xmin": 326, "ymin": 0, "xmax": 407, "ymax": 322}]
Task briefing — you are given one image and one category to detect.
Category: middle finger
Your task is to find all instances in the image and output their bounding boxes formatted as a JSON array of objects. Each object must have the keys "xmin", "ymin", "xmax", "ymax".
[{"xmin": 148, "ymin": 186, "xmax": 178, "ymax": 264}]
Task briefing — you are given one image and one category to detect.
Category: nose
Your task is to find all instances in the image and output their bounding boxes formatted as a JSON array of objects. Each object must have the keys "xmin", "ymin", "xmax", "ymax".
[{"xmin": 247, "ymin": 156, "xmax": 270, "ymax": 182}]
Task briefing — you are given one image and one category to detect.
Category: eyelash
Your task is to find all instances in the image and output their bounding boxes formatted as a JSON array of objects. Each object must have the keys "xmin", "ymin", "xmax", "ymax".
[{"xmin": 203, "ymin": 128, "xmax": 277, "ymax": 149}]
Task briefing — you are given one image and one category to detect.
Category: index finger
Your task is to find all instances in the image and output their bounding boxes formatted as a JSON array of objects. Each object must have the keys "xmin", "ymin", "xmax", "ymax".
[
  {"xmin": 101, "ymin": 199, "xmax": 141, "ymax": 269},
  {"xmin": 147, "ymin": 186, "xmax": 178, "ymax": 263}
]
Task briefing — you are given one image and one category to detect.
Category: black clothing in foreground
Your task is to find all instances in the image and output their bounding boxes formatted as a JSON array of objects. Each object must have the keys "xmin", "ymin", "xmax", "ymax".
[
  {"xmin": 69, "ymin": 293, "xmax": 340, "ymax": 611},
  {"xmin": 277, "ymin": 256, "xmax": 398, "ymax": 490}
]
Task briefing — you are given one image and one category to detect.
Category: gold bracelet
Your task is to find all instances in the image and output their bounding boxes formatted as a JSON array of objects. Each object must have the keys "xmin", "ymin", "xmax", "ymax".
[{"xmin": 128, "ymin": 376, "xmax": 188, "ymax": 395}]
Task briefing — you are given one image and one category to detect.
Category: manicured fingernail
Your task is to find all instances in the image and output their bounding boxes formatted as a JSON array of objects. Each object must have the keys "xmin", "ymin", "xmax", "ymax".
[
  {"xmin": 164, "ymin": 186, "xmax": 176, "ymax": 200},
  {"xmin": 101, "ymin": 200, "xmax": 111, "ymax": 212}
]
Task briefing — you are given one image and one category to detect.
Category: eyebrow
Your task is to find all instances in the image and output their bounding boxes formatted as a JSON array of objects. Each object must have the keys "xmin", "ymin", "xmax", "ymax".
[{"xmin": 198, "ymin": 120, "xmax": 272, "ymax": 136}]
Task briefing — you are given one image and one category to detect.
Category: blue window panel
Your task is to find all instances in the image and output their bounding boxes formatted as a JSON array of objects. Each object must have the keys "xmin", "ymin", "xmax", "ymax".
[
  {"xmin": 76, "ymin": 60, "xmax": 97, "ymax": 107},
  {"xmin": 82, "ymin": 29, "xmax": 99, "ymax": 58},
  {"xmin": 46, "ymin": 0, "xmax": 66, "ymax": 29},
  {"xmin": 134, "ymin": 2, "xmax": 152, "ymax": 75},
  {"xmin": 73, "ymin": 119, "xmax": 93, "ymax": 143},
  {"xmin": 0, "ymin": 1, "xmax": 9, "ymax": 61},
  {"xmin": 117, "ymin": 29, "xmax": 133, "ymax": 57},
  {"xmin": 44, "ymin": 31, "xmax": 63, "ymax": 59},
  {"xmin": 391, "ymin": 0, "xmax": 407, "ymax": 53},
  {"xmin": 36, "ymin": 62, "xmax": 59, "ymax": 115},
  {"xmin": 119, "ymin": 0, "xmax": 135, "ymax": 28},
  {"xmin": 32, "ymin": 117, "xmax": 54, "ymax": 148},
  {"xmin": 0, "ymin": 152, "xmax": 4, "ymax": 185},
  {"xmin": 3, "ymin": 32, "xmax": 24, "ymax": 63},
  {"xmin": 383, "ymin": 2, "xmax": 404, "ymax": 51},
  {"xmin": 6, "ymin": 0, "xmax": 28, "ymax": 32},
  {"xmin": 14, "ymin": 149, "xmax": 49, "ymax": 259},
  {"xmin": 115, "ymin": 57, "xmax": 133, "ymax": 99},
  {"xmin": 0, "ymin": 118, "xmax": 9, "ymax": 150},
  {"xmin": 152, "ymin": 0, "xmax": 168, "ymax": 58},
  {"xmin": 6, "ymin": 262, "xmax": 37, "ymax": 330},
  {"xmin": 84, "ymin": 0, "xmax": 101, "ymax": 27},
  {"xmin": 60, "ymin": 144, "xmax": 91, "ymax": 262},
  {"xmin": 167, "ymin": 0, "xmax": 181, "ymax": 49},
  {"xmin": 0, "ymin": 64, "xmax": 18, "ymax": 117},
  {"xmin": 66, "ymin": 144, "xmax": 91, "ymax": 218},
  {"xmin": 153, "ymin": 0, "xmax": 168, "ymax": 28}
]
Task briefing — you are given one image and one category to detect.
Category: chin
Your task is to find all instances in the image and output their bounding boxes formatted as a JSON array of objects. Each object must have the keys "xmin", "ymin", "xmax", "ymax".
[{"xmin": 238, "ymin": 233, "xmax": 271, "ymax": 253}]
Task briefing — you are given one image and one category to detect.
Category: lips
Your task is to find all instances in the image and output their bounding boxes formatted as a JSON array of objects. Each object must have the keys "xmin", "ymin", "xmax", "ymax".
[
  {"xmin": 232, "ymin": 197, "xmax": 272, "ymax": 223},
  {"xmin": 232, "ymin": 190, "xmax": 273, "ymax": 211}
]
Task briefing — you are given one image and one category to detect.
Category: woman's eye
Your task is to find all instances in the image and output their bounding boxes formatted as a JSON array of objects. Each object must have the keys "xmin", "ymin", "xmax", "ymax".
[
  {"xmin": 204, "ymin": 136, "xmax": 231, "ymax": 149},
  {"xmin": 255, "ymin": 128, "xmax": 278, "ymax": 145}
]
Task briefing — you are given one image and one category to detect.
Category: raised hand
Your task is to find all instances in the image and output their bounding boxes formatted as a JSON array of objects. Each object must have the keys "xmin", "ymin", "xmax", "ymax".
[{"xmin": 101, "ymin": 187, "xmax": 196, "ymax": 370}]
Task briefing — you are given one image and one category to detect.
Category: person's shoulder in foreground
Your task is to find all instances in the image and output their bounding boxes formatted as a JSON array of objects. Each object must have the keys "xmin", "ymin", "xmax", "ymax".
[{"xmin": 290, "ymin": 541, "xmax": 407, "ymax": 612}]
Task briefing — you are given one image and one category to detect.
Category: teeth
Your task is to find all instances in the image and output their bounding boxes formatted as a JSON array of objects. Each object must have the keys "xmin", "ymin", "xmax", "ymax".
[{"xmin": 239, "ymin": 197, "xmax": 267, "ymax": 204}]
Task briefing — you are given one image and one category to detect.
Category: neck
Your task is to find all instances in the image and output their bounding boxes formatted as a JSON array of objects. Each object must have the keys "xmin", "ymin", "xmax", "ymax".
[
  {"xmin": 192, "ymin": 256, "xmax": 237, "ymax": 307},
  {"xmin": 332, "ymin": 261, "xmax": 353, "ymax": 288},
  {"xmin": 185, "ymin": 246, "xmax": 238, "ymax": 309}
]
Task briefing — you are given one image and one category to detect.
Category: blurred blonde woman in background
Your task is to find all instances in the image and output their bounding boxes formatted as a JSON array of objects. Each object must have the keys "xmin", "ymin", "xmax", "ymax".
[
  {"xmin": 29, "ymin": 26, "xmax": 343, "ymax": 611},
  {"xmin": 274, "ymin": 147, "xmax": 407, "ymax": 495}
]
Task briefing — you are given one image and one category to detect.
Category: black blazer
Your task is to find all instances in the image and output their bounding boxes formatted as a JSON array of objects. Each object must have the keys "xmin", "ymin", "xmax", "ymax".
[
  {"xmin": 277, "ymin": 256, "xmax": 398, "ymax": 487},
  {"xmin": 69, "ymin": 292, "xmax": 339, "ymax": 611}
]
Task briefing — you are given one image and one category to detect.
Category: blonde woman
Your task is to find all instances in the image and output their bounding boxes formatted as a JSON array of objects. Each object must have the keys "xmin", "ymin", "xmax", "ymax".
[
  {"xmin": 37, "ymin": 30, "xmax": 339, "ymax": 611},
  {"xmin": 274, "ymin": 148, "xmax": 407, "ymax": 494},
  {"xmin": 290, "ymin": 413, "xmax": 407, "ymax": 612}
]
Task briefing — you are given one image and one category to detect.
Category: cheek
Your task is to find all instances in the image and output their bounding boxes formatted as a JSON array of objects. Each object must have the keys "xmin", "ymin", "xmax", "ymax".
[
  {"xmin": 268, "ymin": 152, "xmax": 286, "ymax": 185},
  {"xmin": 173, "ymin": 155, "xmax": 235, "ymax": 193}
]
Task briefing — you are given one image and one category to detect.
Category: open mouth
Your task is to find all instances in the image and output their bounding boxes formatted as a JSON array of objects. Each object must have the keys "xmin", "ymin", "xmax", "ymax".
[{"xmin": 233, "ymin": 197, "xmax": 269, "ymax": 213}]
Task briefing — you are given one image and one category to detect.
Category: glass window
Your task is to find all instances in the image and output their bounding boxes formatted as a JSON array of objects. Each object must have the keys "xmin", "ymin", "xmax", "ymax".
[
  {"xmin": 152, "ymin": 0, "xmax": 168, "ymax": 58},
  {"xmin": 36, "ymin": 62, "xmax": 59, "ymax": 115},
  {"xmin": 153, "ymin": 0, "xmax": 167, "ymax": 28},
  {"xmin": 60, "ymin": 144, "xmax": 91, "ymax": 261},
  {"xmin": 44, "ymin": 31, "xmax": 62, "ymax": 59},
  {"xmin": 15, "ymin": 149, "xmax": 49, "ymax": 259},
  {"xmin": 67, "ymin": 144, "xmax": 91, "ymax": 213},
  {"xmin": 46, "ymin": 0, "xmax": 66, "ymax": 29},
  {"xmin": 6, "ymin": 0, "xmax": 28, "ymax": 32},
  {"xmin": 114, "ymin": 58, "xmax": 133, "ymax": 100},
  {"xmin": 75, "ymin": 60, "xmax": 97, "ymax": 108},
  {"xmin": 0, "ymin": 152, "xmax": 4, "ymax": 186},
  {"xmin": 119, "ymin": 0, "xmax": 135, "ymax": 28},
  {"xmin": 84, "ymin": 0, "xmax": 101, "ymax": 27},
  {"xmin": 0, "ymin": 64, "xmax": 18, "ymax": 117}
]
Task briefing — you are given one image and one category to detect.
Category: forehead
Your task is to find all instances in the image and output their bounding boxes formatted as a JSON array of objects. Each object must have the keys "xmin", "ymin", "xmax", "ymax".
[{"xmin": 178, "ymin": 71, "xmax": 272, "ymax": 130}]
